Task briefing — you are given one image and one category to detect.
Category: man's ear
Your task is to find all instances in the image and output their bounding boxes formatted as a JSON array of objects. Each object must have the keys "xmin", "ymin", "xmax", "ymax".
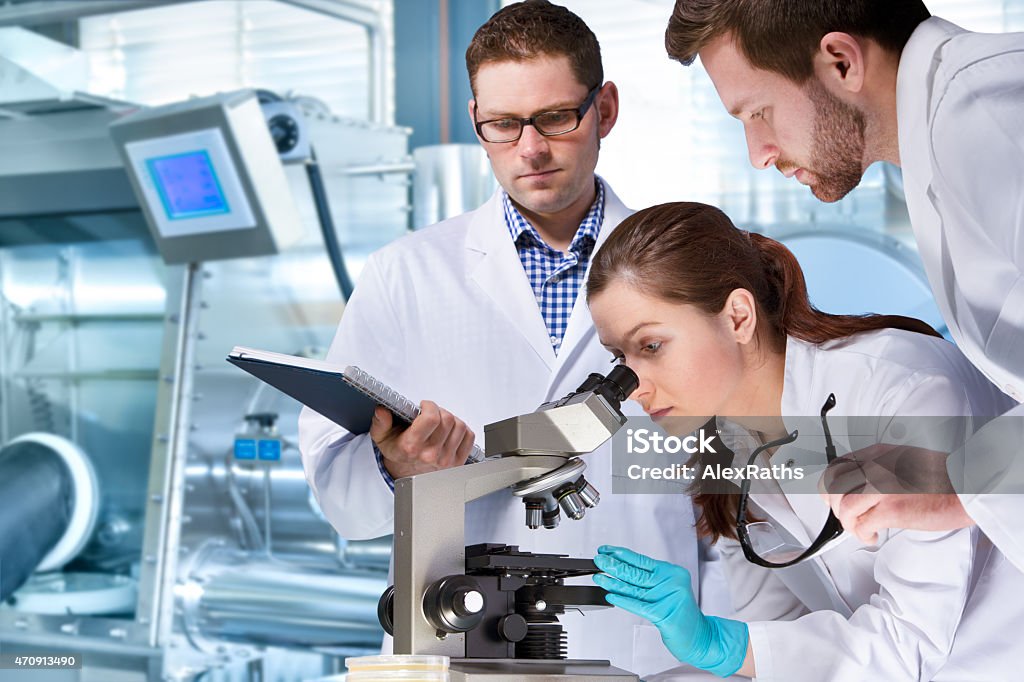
[
  {"xmin": 468, "ymin": 98, "xmax": 482, "ymax": 142},
  {"xmin": 724, "ymin": 288, "xmax": 758, "ymax": 345},
  {"xmin": 596, "ymin": 81, "xmax": 619, "ymax": 138},
  {"xmin": 814, "ymin": 31, "xmax": 866, "ymax": 95}
]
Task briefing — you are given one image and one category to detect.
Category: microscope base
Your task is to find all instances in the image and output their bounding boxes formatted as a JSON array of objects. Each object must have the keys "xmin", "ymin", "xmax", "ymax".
[{"xmin": 450, "ymin": 658, "xmax": 638, "ymax": 681}]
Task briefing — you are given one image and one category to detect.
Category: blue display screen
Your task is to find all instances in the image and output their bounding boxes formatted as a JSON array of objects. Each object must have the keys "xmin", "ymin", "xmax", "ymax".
[{"xmin": 146, "ymin": 151, "xmax": 230, "ymax": 220}]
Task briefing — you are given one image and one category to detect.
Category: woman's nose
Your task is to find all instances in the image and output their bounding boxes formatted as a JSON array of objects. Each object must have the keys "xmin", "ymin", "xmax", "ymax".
[{"xmin": 629, "ymin": 374, "xmax": 652, "ymax": 403}]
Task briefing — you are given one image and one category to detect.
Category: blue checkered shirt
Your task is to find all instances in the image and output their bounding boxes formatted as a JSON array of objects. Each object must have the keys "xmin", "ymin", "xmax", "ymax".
[
  {"xmin": 374, "ymin": 179, "xmax": 605, "ymax": 490},
  {"xmin": 503, "ymin": 179, "xmax": 604, "ymax": 355}
]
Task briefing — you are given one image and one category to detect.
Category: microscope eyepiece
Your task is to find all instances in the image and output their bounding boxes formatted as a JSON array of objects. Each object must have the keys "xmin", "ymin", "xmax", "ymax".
[
  {"xmin": 603, "ymin": 365, "xmax": 639, "ymax": 405},
  {"xmin": 569, "ymin": 365, "xmax": 638, "ymax": 412}
]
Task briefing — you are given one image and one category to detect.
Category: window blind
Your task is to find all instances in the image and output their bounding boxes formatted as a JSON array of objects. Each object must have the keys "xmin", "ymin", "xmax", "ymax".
[{"xmin": 79, "ymin": 0, "xmax": 393, "ymax": 122}]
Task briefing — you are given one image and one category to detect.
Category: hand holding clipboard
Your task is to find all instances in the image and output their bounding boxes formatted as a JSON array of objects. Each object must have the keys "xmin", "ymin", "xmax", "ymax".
[{"xmin": 227, "ymin": 347, "xmax": 485, "ymax": 464}]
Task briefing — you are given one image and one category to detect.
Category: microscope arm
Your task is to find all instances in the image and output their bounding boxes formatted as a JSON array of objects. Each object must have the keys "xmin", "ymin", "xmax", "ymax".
[{"xmin": 392, "ymin": 455, "xmax": 567, "ymax": 656}]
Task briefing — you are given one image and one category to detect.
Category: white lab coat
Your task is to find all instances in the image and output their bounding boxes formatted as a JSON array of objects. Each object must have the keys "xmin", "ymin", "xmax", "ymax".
[
  {"xmin": 298, "ymin": 179, "xmax": 701, "ymax": 677},
  {"xmin": 897, "ymin": 17, "xmax": 1024, "ymax": 571},
  {"xmin": 711, "ymin": 330, "xmax": 1020, "ymax": 682}
]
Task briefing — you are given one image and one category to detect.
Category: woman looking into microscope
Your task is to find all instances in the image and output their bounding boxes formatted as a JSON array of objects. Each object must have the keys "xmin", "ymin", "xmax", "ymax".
[{"xmin": 585, "ymin": 202, "xmax": 1021, "ymax": 681}]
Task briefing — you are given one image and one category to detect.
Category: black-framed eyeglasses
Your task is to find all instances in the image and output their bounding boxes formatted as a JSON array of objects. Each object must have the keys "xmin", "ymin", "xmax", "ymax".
[
  {"xmin": 735, "ymin": 393, "xmax": 844, "ymax": 568},
  {"xmin": 473, "ymin": 84, "xmax": 602, "ymax": 143}
]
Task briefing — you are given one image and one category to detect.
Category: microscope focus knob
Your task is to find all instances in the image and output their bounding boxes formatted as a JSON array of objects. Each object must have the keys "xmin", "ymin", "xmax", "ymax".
[
  {"xmin": 455, "ymin": 588, "xmax": 484, "ymax": 617},
  {"xmin": 423, "ymin": 575, "xmax": 486, "ymax": 633},
  {"xmin": 377, "ymin": 585, "xmax": 396, "ymax": 636},
  {"xmin": 497, "ymin": 614, "xmax": 529, "ymax": 643}
]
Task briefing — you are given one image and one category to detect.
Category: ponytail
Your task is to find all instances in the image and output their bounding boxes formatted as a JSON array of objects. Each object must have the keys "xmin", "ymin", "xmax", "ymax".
[
  {"xmin": 748, "ymin": 232, "xmax": 942, "ymax": 349},
  {"xmin": 589, "ymin": 202, "xmax": 941, "ymax": 543}
]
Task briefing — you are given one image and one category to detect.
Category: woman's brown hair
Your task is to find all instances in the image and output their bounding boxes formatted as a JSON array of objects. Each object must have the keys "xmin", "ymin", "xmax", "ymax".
[{"xmin": 587, "ymin": 202, "xmax": 941, "ymax": 542}]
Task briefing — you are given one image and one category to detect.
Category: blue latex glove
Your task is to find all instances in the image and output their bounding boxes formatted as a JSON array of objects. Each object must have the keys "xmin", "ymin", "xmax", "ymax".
[{"xmin": 593, "ymin": 545, "xmax": 749, "ymax": 678}]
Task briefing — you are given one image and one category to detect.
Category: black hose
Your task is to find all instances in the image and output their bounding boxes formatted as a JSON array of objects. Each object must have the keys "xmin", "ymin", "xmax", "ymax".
[
  {"xmin": 306, "ymin": 148, "xmax": 355, "ymax": 300},
  {"xmin": 0, "ymin": 441, "xmax": 73, "ymax": 601}
]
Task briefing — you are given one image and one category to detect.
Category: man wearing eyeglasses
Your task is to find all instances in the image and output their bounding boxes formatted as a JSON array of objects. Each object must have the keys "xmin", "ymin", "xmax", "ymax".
[{"xmin": 299, "ymin": 1, "xmax": 707, "ymax": 675}]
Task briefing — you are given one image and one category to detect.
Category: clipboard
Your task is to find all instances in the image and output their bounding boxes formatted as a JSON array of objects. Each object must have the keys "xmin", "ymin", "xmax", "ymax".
[{"xmin": 226, "ymin": 346, "xmax": 484, "ymax": 462}]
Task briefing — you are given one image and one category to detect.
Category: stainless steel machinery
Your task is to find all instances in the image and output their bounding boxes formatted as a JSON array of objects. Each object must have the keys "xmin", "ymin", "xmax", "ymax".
[{"xmin": 0, "ymin": 79, "xmax": 414, "ymax": 681}]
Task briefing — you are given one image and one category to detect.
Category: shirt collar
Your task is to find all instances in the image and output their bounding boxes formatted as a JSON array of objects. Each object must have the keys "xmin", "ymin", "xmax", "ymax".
[
  {"xmin": 896, "ymin": 18, "xmax": 964, "ymax": 135},
  {"xmin": 895, "ymin": 18, "xmax": 965, "ymax": 189},
  {"xmin": 502, "ymin": 177, "xmax": 605, "ymax": 253}
]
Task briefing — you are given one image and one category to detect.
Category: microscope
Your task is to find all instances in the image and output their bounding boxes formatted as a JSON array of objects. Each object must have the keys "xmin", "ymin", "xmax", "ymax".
[{"xmin": 378, "ymin": 366, "xmax": 641, "ymax": 681}]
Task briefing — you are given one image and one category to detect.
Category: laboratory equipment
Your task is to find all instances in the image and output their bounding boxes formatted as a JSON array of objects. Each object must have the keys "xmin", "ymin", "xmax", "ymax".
[
  {"xmin": 0, "ymin": 73, "xmax": 411, "ymax": 682},
  {"xmin": 109, "ymin": 90, "xmax": 305, "ymax": 264},
  {"xmin": 0, "ymin": 433, "xmax": 99, "ymax": 601},
  {"xmin": 345, "ymin": 654, "xmax": 450, "ymax": 681},
  {"xmin": 381, "ymin": 367, "xmax": 642, "ymax": 681}
]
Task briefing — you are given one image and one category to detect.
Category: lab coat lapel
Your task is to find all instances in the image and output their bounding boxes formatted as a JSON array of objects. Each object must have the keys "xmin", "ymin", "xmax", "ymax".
[
  {"xmin": 786, "ymin": 473, "xmax": 831, "ymax": 541},
  {"xmin": 548, "ymin": 181, "xmax": 633, "ymax": 386},
  {"xmin": 750, "ymin": 338, "xmax": 818, "ymax": 547},
  {"xmin": 466, "ymin": 191, "xmax": 556, "ymax": 370},
  {"xmin": 776, "ymin": 339, "xmax": 858, "ymax": 616},
  {"xmin": 718, "ymin": 421, "xmax": 815, "ymax": 548},
  {"xmin": 751, "ymin": 493, "xmax": 814, "ymax": 547}
]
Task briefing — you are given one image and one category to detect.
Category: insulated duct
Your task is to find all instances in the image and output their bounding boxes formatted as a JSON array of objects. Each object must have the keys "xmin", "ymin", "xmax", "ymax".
[
  {"xmin": 0, "ymin": 441, "xmax": 71, "ymax": 600},
  {"xmin": 0, "ymin": 434, "xmax": 98, "ymax": 601}
]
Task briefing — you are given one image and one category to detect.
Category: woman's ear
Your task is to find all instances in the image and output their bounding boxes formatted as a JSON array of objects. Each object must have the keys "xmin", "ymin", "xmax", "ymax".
[{"xmin": 723, "ymin": 288, "xmax": 758, "ymax": 344}]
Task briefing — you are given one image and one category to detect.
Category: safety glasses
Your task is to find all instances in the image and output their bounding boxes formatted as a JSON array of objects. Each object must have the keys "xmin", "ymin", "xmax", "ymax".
[{"xmin": 735, "ymin": 394, "xmax": 844, "ymax": 568}]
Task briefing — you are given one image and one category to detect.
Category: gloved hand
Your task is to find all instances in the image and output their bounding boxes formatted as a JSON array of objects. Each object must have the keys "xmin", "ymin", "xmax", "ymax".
[{"xmin": 593, "ymin": 545, "xmax": 749, "ymax": 678}]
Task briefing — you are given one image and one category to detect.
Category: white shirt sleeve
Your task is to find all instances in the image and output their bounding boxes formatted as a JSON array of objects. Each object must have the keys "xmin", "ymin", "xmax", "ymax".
[
  {"xmin": 928, "ymin": 50, "xmax": 1024, "ymax": 571},
  {"xmin": 748, "ymin": 528, "xmax": 974, "ymax": 682},
  {"xmin": 955, "ymin": 402, "xmax": 1024, "ymax": 572},
  {"xmin": 929, "ymin": 45, "xmax": 1024, "ymax": 391},
  {"xmin": 298, "ymin": 253, "xmax": 405, "ymax": 540}
]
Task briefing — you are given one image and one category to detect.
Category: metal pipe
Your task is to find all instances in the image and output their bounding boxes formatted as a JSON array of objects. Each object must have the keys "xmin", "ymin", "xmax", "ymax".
[
  {"xmin": 180, "ymin": 549, "xmax": 386, "ymax": 650},
  {"xmin": 62, "ymin": 251, "xmax": 80, "ymax": 444},
  {"xmin": 369, "ymin": 11, "xmax": 389, "ymax": 125},
  {"xmin": 263, "ymin": 466, "xmax": 273, "ymax": 552},
  {"xmin": 11, "ymin": 370, "xmax": 160, "ymax": 381},
  {"xmin": 338, "ymin": 536, "xmax": 392, "ymax": 571},
  {"xmin": 0, "ymin": 258, "xmax": 9, "ymax": 444},
  {"xmin": 339, "ymin": 159, "xmax": 416, "ymax": 177},
  {"xmin": 185, "ymin": 454, "xmax": 393, "ymax": 572},
  {"xmin": 14, "ymin": 313, "xmax": 164, "ymax": 323},
  {"xmin": 438, "ymin": 0, "xmax": 450, "ymax": 143}
]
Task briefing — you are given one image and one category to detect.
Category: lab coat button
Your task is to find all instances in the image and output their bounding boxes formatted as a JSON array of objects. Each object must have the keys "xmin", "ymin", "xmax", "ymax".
[{"xmin": 1004, "ymin": 384, "xmax": 1022, "ymax": 402}]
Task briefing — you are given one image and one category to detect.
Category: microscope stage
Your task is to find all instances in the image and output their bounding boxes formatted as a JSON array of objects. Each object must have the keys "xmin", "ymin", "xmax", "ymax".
[{"xmin": 450, "ymin": 658, "xmax": 638, "ymax": 681}]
